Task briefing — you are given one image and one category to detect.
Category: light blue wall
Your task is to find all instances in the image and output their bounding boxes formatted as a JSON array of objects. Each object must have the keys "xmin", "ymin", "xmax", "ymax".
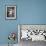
[
  {"xmin": 19, "ymin": 0, "xmax": 46, "ymax": 24},
  {"xmin": 0, "ymin": 0, "xmax": 46, "ymax": 44}
]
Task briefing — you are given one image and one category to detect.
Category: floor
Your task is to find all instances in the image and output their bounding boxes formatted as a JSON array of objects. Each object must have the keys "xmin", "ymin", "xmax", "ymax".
[
  {"xmin": 19, "ymin": 39, "xmax": 46, "ymax": 46},
  {"xmin": 0, "ymin": 44, "xmax": 18, "ymax": 46},
  {"xmin": 0, "ymin": 40, "xmax": 46, "ymax": 46}
]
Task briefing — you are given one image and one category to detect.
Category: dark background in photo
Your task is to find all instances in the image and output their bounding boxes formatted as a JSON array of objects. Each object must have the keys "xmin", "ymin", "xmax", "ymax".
[{"xmin": 7, "ymin": 7, "xmax": 15, "ymax": 17}]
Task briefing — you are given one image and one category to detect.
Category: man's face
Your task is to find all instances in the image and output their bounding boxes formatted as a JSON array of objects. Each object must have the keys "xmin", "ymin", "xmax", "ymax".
[{"xmin": 9, "ymin": 9, "xmax": 13, "ymax": 15}]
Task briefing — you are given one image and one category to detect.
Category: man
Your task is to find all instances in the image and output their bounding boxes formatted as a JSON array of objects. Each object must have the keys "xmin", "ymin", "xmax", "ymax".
[{"xmin": 7, "ymin": 7, "xmax": 15, "ymax": 17}]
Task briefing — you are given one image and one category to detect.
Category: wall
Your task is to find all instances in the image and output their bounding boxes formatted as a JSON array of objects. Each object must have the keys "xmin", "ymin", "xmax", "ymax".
[
  {"xmin": 0, "ymin": 0, "xmax": 46, "ymax": 44},
  {"xmin": 19, "ymin": 0, "xmax": 46, "ymax": 24}
]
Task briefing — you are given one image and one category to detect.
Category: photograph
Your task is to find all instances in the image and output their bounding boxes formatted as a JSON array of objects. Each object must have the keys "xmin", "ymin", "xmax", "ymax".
[{"xmin": 6, "ymin": 5, "xmax": 16, "ymax": 19}]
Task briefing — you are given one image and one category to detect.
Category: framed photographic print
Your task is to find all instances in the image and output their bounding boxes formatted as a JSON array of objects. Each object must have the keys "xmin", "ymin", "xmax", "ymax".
[{"xmin": 5, "ymin": 5, "xmax": 16, "ymax": 20}]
